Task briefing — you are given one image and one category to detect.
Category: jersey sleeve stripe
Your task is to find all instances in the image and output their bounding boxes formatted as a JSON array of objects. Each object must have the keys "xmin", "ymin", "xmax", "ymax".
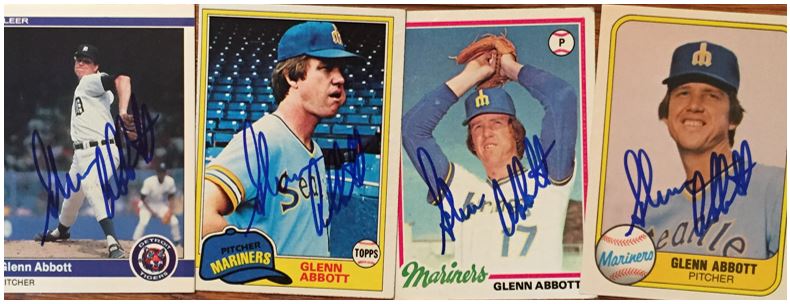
[
  {"xmin": 207, "ymin": 164, "xmax": 246, "ymax": 203},
  {"xmin": 205, "ymin": 173, "xmax": 240, "ymax": 210},
  {"xmin": 427, "ymin": 162, "xmax": 456, "ymax": 205}
]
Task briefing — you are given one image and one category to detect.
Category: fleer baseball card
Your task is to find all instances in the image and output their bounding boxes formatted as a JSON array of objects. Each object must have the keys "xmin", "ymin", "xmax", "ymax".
[
  {"xmin": 195, "ymin": 5, "xmax": 404, "ymax": 298},
  {"xmin": 3, "ymin": 5, "xmax": 197, "ymax": 293},
  {"xmin": 581, "ymin": 5, "xmax": 786, "ymax": 299},
  {"xmin": 397, "ymin": 8, "xmax": 594, "ymax": 299}
]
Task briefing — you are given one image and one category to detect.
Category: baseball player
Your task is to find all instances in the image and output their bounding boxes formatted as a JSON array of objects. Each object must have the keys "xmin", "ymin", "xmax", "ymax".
[
  {"xmin": 642, "ymin": 41, "xmax": 783, "ymax": 259},
  {"xmin": 133, "ymin": 162, "xmax": 182, "ymax": 245},
  {"xmin": 202, "ymin": 21, "xmax": 359, "ymax": 257},
  {"xmin": 34, "ymin": 44, "xmax": 131, "ymax": 258},
  {"xmin": 402, "ymin": 50, "xmax": 578, "ymax": 272}
]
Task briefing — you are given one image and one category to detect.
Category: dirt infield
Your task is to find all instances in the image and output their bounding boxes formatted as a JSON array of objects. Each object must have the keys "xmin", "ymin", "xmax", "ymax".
[{"xmin": 5, "ymin": 240, "xmax": 184, "ymax": 259}]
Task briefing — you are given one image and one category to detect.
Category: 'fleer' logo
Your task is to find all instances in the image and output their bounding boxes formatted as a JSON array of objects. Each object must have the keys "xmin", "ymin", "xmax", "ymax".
[
  {"xmin": 129, "ymin": 235, "xmax": 178, "ymax": 281},
  {"xmin": 691, "ymin": 42, "xmax": 712, "ymax": 67},
  {"xmin": 331, "ymin": 24, "xmax": 343, "ymax": 45},
  {"xmin": 475, "ymin": 90, "xmax": 490, "ymax": 108}
]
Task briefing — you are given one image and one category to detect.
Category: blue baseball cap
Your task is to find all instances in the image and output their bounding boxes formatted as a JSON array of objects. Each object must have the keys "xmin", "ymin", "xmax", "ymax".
[
  {"xmin": 199, "ymin": 227, "xmax": 292, "ymax": 285},
  {"xmin": 463, "ymin": 88, "xmax": 517, "ymax": 126},
  {"xmin": 662, "ymin": 41, "xmax": 740, "ymax": 92},
  {"xmin": 277, "ymin": 21, "xmax": 360, "ymax": 61}
]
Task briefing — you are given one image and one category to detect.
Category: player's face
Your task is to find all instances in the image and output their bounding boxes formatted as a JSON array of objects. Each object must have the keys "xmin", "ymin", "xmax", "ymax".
[
  {"xmin": 295, "ymin": 57, "xmax": 347, "ymax": 118},
  {"xmin": 469, "ymin": 113, "xmax": 517, "ymax": 165},
  {"xmin": 663, "ymin": 82, "xmax": 735, "ymax": 154},
  {"xmin": 74, "ymin": 57, "xmax": 99, "ymax": 79}
]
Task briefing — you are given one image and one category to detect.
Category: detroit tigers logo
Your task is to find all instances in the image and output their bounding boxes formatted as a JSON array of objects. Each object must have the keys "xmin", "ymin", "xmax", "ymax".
[
  {"xmin": 691, "ymin": 42, "xmax": 712, "ymax": 67},
  {"xmin": 130, "ymin": 235, "xmax": 178, "ymax": 281},
  {"xmin": 475, "ymin": 90, "xmax": 490, "ymax": 108},
  {"xmin": 142, "ymin": 247, "xmax": 167, "ymax": 272},
  {"xmin": 331, "ymin": 24, "xmax": 343, "ymax": 45},
  {"xmin": 74, "ymin": 97, "xmax": 84, "ymax": 116}
]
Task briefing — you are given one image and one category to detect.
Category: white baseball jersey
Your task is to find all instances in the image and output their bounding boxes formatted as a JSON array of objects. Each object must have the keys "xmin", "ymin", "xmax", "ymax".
[
  {"xmin": 71, "ymin": 72, "xmax": 114, "ymax": 142},
  {"xmin": 140, "ymin": 175, "xmax": 177, "ymax": 215},
  {"xmin": 445, "ymin": 163, "xmax": 572, "ymax": 273}
]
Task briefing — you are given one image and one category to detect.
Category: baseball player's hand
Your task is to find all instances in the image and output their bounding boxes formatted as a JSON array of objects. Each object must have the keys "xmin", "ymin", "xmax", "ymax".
[
  {"xmin": 461, "ymin": 50, "xmax": 497, "ymax": 84},
  {"xmin": 446, "ymin": 51, "xmax": 497, "ymax": 97},
  {"xmin": 500, "ymin": 54, "xmax": 524, "ymax": 81},
  {"xmin": 162, "ymin": 209, "xmax": 172, "ymax": 225},
  {"xmin": 120, "ymin": 113, "xmax": 138, "ymax": 141}
]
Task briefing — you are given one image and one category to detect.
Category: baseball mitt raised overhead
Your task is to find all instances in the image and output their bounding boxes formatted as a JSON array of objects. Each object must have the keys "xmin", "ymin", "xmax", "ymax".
[{"xmin": 455, "ymin": 34, "xmax": 517, "ymax": 89}]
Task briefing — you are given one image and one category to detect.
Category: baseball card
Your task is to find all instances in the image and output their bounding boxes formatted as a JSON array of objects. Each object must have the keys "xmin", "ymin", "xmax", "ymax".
[
  {"xmin": 397, "ymin": 8, "xmax": 595, "ymax": 299},
  {"xmin": 194, "ymin": 5, "xmax": 404, "ymax": 298},
  {"xmin": 3, "ymin": 5, "xmax": 197, "ymax": 293},
  {"xmin": 581, "ymin": 5, "xmax": 786, "ymax": 299}
]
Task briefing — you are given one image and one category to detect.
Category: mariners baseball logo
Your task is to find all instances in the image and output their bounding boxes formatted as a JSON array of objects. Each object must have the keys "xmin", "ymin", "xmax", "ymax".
[
  {"xmin": 692, "ymin": 42, "xmax": 712, "ymax": 67},
  {"xmin": 475, "ymin": 90, "xmax": 490, "ymax": 108},
  {"xmin": 130, "ymin": 235, "xmax": 178, "ymax": 281},
  {"xmin": 595, "ymin": 225, "xmax": 656, "ymax": 285}
]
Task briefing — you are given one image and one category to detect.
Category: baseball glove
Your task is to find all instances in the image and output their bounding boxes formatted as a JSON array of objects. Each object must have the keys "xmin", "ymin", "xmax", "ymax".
[
  {"xmin": 120, "ymin": 113, "xmax": 138, "ymax": 141},
  {"xmin": 455, "ymin": 34, "xmax": 517, "ymax": 89}
]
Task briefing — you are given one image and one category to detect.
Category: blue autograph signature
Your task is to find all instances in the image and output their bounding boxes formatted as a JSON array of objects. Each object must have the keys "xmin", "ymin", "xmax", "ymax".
[
  {"xmin": 625, "ymin": 140, "xmax": 755, "ymax": 237},
  {"xmin": 241, "ymin": 121, "xmax": 366, "ymax": 236},
  {"xmin": 31, "ymin": 96, "xmax": 158, "ymax": 245},
  {"xmin": 416, "ymin": 135, "xmax": 554, "ymax": 255}
]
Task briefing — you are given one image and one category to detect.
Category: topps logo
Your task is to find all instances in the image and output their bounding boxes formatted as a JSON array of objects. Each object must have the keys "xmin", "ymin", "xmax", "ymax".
[{"xmin": 5, "ymin": 17, "xmax": 29, "ymax": 25}]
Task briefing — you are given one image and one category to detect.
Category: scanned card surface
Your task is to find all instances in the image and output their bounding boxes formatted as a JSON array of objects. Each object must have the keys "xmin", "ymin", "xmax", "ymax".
[
  {"xmin": 194, "ymin": 5, "xmax": 404, "ymax": 298},
  {"xmin": 397, "ymin": 8, "xmax": 595, "ymax": 299},
  {"xmin": 581, "ymin": 5, "xmax": 786, "ymax": 299},
  {"xmin": 3, "ymin": 5, "xmax": 197, "ymax": 293}
]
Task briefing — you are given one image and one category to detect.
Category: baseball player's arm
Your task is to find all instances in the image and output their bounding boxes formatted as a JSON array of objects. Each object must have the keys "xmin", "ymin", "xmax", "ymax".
[
  {"xmin": 402, "ymin": 54, "xmax": 494, "ymax": 200},
  {"xmin": 502, "ymin": 54, "xmax": 577, "ymax": 184},
  {"xmin": 114, "ymin": 75, "xmax": 132, "ymax": 115},
  {"xmin": 202, "ymin": 180, "xmax": 232, "ymax": 237}
]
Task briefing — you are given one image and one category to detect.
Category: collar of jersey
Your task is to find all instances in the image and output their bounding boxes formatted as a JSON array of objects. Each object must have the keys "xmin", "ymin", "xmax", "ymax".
[{"xmin": 270, "ymin": 113, "xmax": 317, "ymax": 157}]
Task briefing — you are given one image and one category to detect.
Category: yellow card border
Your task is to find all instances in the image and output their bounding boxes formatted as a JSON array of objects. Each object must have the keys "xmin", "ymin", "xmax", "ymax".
[
  {"xmin": 194, "ymin": 8, "xmax": 395, "ymax": 292},
  {"xmin": 594, "ymin": 14, "xmax": 787, "ymax": 296}
]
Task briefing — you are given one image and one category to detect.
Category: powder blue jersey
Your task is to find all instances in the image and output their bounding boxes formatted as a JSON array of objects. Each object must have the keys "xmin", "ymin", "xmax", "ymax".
[
  {"xmin": 206, "ymin": 114, "xmax": 330, "ymax": 257},
  {"xmin": 644, "ymin": 163, "xmax": 784, "ymax": 259}
]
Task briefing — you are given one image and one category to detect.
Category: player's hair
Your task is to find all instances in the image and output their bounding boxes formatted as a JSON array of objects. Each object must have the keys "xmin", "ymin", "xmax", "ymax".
[
  {"xmin": 466, "ymin": 116, "xmax": 526, "ymax": 159},
  {"xmin": 658, "ymin": 86, "xmax": 744, "ymax": 146},
  {"xmin": 272, "ymin": 55, "xmax": 310, "ymax": 104}
]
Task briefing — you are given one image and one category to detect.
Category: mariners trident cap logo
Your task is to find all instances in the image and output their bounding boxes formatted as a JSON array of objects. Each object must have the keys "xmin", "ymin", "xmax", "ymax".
[
  {"xmin": 462, "ymin": 88, "xmax": 516, "ymax": 126},
  {"xmin": 277, "ymin": 21, "xmax": 361, "ymax": 61},
  {"xmin": 662, "ymin": 41, "xmax": 740, "ymax": 92}
]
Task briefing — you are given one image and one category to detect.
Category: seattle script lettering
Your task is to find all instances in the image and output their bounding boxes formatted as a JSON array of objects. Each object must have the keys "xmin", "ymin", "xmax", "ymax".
[
  {"xmin": 625, "ymin": 140, "xmax": 755, "ymax": 238},
  {"xmin": 241, "ymin": 121, "xmax": 366, "ymax": 236}
]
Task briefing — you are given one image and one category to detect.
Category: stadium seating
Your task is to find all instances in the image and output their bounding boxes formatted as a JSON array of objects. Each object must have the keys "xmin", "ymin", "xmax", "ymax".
[{"xmin": 203, "ymin": 20, "xmax": 386, "ymax": 258}]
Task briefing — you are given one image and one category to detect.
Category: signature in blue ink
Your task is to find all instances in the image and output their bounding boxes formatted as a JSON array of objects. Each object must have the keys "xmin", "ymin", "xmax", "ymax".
[
  {"xmin": 241, "ymin": 121, "xmax": 366, "ymax": 236},
  {"xmin": 625, "ymin": 140, "xmax": 755, "ymax": 238},
  {"xmin": 31, "ymin": 96, "xmax": 159, "ymax": 245},
  {"xmin": 416, "ymin": 135, "xmax": 554, "ymax": 254}
]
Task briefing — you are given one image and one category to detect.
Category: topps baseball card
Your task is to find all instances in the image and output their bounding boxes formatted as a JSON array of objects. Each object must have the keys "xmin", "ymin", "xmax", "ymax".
[
  {"xmin": 581, "ymin": 5, "xmax": 787, "ymax": 299},
  {"xmin": 194, "ymin": 5, "xmax": 404, "ymax": 298},
  {"xmin": 397, "ymin": 8, "xmax": 594, "ymax": 299},
  {"xmin": 3, "ymin": 5, "xmax": 197, "ymax": 293}
]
